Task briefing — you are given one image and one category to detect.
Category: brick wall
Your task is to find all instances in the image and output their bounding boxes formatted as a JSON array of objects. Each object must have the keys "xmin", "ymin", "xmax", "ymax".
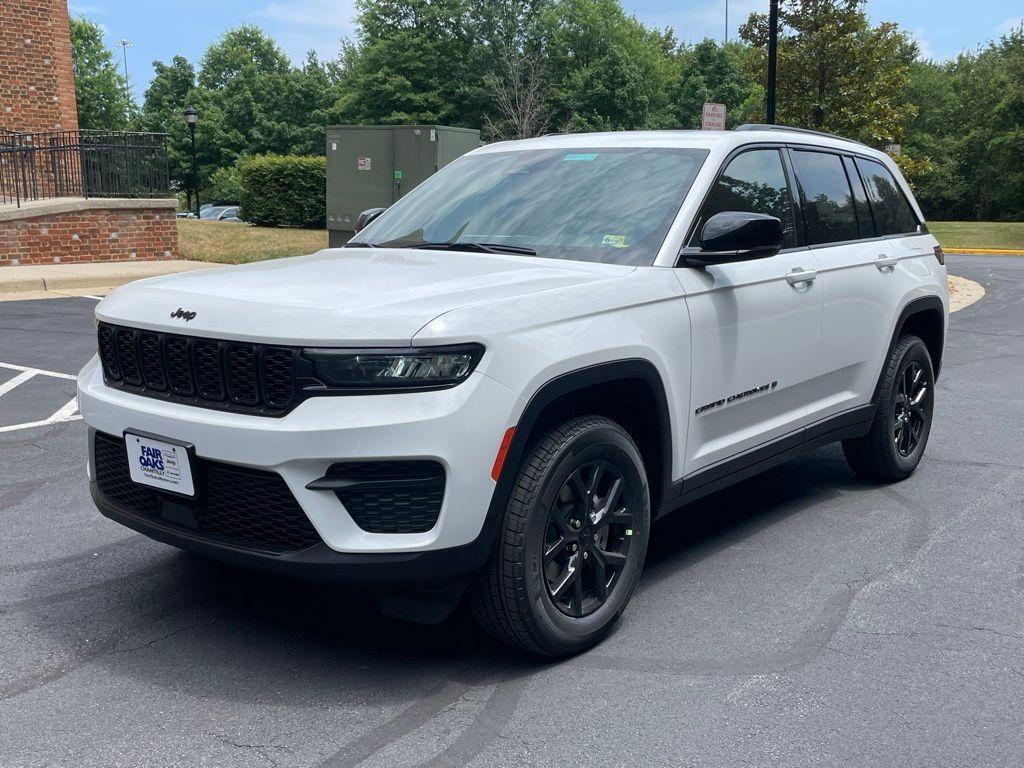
[
  {"xmin": 0, "ymin": 0, "xmax": 79, "ymax": 133},
  {"xmin": 0, "ymin": 205, "xmax": 178, "ymax": 266}
]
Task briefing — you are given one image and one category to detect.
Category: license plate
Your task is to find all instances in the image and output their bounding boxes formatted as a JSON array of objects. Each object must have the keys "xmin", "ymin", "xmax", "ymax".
[{"xmin": 125, "ymin": 432, "xmax": 195, "ymax": 497}]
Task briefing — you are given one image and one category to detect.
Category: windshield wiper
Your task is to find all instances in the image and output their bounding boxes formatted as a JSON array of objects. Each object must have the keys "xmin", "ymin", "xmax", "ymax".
[
  {"xmin": 407, "ymin": 241, "xmax": 537, "ymax": 256},
  {"xmin": 341, "ymin": 241, "xmax": 377, "ymax": 248}
]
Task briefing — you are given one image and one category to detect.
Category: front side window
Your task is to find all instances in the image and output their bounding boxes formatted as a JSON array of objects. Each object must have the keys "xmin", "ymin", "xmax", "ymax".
[
  {"xmin": 350, "ymin": 147, "xmax": 709, "ymax": 266},
  {"xmin": 692, "ymin": 149, "xmax": 796, "ymax": 248},
  {"xmin": 791, "ymin": 150, "xmax": 859, "ymax": 245},
  {"xmin": 855, "ymin": 158, "xmax": 920, "ymax": 236}
]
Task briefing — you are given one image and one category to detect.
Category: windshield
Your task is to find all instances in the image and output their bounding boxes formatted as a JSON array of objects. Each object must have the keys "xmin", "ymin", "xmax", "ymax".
[{"xmin": 350, "ymin": 146, "xmax": 709, "ymax": 266}]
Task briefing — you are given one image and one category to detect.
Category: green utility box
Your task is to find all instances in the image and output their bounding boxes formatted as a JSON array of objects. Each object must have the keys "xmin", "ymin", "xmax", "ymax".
[{"xmin": 326, "ymin": 125, "xmax": 481, "ymax": 246}]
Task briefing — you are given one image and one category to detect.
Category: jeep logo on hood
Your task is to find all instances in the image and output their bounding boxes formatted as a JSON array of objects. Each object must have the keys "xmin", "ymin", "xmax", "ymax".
[{"xmin": 170, "ymin": 308, "xmax": 197, "ymax": 322}]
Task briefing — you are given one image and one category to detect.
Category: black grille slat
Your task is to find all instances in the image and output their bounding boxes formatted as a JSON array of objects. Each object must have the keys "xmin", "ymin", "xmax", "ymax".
[
  {"xmin": 97, "ymin": 324, "xmax": 120, "ymax": 380},
  {"xmin": 115, "ymin": 328, "xmax": 142, "ymax": 385},
  {"xmin": 94, "ymin": 433, "xmax": 321, "ymax": 553},
  {"xmin": 325, "ymin": 461, "xmax": 445, "ymax": 534},
  {"xmin": 226, "ymin": 345, "xmax": 258, "ymax": 405},
  {"xmin": 262, "ymin": 348, "xmax": 295, "ymax": 408},
  {"xmin": 192, "ymin": 339, "xmax": 225, "ymax": 400},
  {"xmin": 97, "ymin": 323, "xmax": 297, "ymax": 414},
  {"xmin": 138, "ymin": 333, "xmax": 167, "ymax": 391},
  {"xmin": 165, "ymin": 336, "xmax": 194, "ymax": 396}
]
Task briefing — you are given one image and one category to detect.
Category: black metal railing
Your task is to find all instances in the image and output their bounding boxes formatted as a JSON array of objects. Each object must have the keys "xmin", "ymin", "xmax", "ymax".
[{"xmin": 0, "ymin": 130, "xmax": 170, "ymax": 207}]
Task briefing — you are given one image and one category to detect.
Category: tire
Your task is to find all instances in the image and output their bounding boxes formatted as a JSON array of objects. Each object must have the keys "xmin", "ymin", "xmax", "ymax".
[
  {"xmin": 470, "ymin": 415, "xmax": 651, "ymax": 656},
  {"xmin": 843, "ymin": 334, "xmax": 935, "ymax": 481}
]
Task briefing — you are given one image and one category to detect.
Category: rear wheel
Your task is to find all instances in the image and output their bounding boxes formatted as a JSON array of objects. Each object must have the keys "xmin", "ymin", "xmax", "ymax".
[
  {"xmin": 470, "ymin": 415, "xmax": 650, "ymax": 656},
  {"xmin": 843, "ymin": 334, "xmax": 935, "ymax": 481}
]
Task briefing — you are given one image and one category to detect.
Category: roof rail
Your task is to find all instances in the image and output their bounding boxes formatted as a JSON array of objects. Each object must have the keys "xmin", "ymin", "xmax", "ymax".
[{"xmin": 735, "ymin": 123, "xmax": 867, "ymax": 147}]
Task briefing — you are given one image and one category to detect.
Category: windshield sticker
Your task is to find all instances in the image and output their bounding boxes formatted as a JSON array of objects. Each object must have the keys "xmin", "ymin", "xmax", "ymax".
[
  {"xmin": 601, "ymin": 234, "xmax": 628, "ymax": 248},
  {"xmin": 563, "ymin": 153, "xmax": 598, "ymax": 162}
]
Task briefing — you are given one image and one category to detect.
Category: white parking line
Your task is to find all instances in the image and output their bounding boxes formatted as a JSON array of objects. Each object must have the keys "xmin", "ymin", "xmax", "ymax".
[
  {"xmin": 0, "ymin": 361, "xmax": 81, "ymax": 434},
  {"xmin": 0, "ymin": 361, "xmax": 77, "ymax": 381},
  {"xmin": 0, "ymin": 397, "xmax": 81, "ymax": 434},
  {"xmin": 0, "ymin": 370, "xmax": 36, "ymax": 397}
]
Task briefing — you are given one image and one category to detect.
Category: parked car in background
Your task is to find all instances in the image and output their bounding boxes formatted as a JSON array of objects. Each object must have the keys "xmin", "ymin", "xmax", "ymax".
[{"xmin": 199, "ymin": 205, "xmax": 242, "ymax": 222}]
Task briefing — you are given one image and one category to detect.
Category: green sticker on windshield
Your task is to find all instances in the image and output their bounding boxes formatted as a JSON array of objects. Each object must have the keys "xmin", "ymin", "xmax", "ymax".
[
  {"xmin": 602, "ymin": 234, "xmax": 628, "ymax": 248},
  {"xmin": 563, "ymin": 153, "xmax": 598, "ymax": 162}
]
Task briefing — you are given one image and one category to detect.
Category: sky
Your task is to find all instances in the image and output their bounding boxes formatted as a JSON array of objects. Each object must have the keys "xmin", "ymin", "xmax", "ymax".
[{"xmin": 70, "ymin": 0, "xmax": 1024, "ymax": 102}]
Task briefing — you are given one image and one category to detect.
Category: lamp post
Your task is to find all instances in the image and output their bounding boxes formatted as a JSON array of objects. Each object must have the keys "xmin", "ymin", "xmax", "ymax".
[
  {"xmin": 766, "ymin": 0, "xmax": 779, "ymax": 124},
  {"xmin": 117, "ymin": 39, "xmax": 132, "ymax": 119},
  {"xmin": 184, "ymin": 106, "xmax": 199, "ymax": 219}
]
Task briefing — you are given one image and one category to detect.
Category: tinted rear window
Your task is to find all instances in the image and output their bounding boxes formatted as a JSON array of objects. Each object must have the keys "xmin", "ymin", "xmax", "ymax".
[
  {"xmin": 791, "ymin": 150, "xmax": 859, "ymax": 245},
  {"xmin": 855, "ymin": 158, "xmax": 919, "ymax": 236}
]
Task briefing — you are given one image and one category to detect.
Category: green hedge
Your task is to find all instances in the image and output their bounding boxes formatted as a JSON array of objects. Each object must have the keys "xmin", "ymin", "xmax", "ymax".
[{"xmin": 239, "ymin": 154, "xmax": 326, "ymax": 228}]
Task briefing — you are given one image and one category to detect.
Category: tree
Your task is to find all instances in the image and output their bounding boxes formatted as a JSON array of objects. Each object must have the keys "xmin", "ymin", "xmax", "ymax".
[
  {"xmin": 331, "ymin": 0, "xmax": 480, "ymax": 125},
  {"xmin": 739, "ymin": 0, "xmax": 918, "ymax": 145},
  {"xmin": 70, "ymin": 16, "xmax": 133, "ymax": 130},
  {"xmin": 903, "ymin": 27, "xmax": 1024, "ymax": 220},
  {"xmin": 139, "ymin": 56, "xmax": 206, "ymax": 203},
  {"xmin": 538, "ymin": 0, "xmax": 675, "ymax": 131},
  {"xmin": 482, "ymin": 46, "xmax": 552, "ymax": 140},
  {"xmin": 670, "ymin": 40, "xmax": 758, "ymax": 129}
]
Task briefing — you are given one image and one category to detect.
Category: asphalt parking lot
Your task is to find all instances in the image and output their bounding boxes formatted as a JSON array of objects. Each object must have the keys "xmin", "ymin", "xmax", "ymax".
[{"xmin": 1, "ymin": 254, "xmax": 1021, "ymax": 767}]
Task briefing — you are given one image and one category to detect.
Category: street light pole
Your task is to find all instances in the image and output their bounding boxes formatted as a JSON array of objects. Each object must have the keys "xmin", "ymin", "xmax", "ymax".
[
  {"xmin": 117, "ymin": 39, "xmax": 132, "ymax": 119},
  {"xmin": 766, "ymin": 0, "xmax": 779, "ymax": 124},
  {"xmin": 725, "ymin": 0, "xmax": 728, "ymax": 44},
  {"xmin": 184, "ymin": 107, "xmax": 200, "ymax": 219}
]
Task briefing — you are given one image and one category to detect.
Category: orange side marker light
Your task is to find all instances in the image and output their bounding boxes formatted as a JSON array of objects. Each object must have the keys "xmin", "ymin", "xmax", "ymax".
[{"xmin": 490, "ymin": 427, "xmax": 516, "ymax": 482}]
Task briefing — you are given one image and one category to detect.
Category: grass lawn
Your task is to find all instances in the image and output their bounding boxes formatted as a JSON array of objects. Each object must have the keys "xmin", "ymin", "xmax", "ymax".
[
  {"xmin": 177, "ymin": 218, "xmax": 1024, "ymax": 264},
  {"xmin": 178, "ymin": 219, "xmax": 328, "ymax": 264},
  {"xmin": 928, "ymin": 221, "xmax": 1024, "ymax": 251}
]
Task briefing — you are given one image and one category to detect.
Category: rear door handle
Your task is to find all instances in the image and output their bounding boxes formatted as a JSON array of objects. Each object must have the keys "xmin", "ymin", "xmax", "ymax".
[
  {"xmin": 786, "ymin": 267, "xmax": 817, "ymax": 286},
  {"xmin": 875, "ymin": 254, "xmax": 898, "ymax": 271}
]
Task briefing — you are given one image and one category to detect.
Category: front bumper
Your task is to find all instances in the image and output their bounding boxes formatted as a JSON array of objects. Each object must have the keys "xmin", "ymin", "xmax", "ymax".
[{"xmin": 79, "ymin": 355, "xmax": 522, "ymax": 563}]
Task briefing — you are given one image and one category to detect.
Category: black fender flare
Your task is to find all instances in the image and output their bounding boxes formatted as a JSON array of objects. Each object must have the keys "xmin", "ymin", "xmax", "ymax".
[
  {"xmin": 472, "ymin": 358, "xmax": 675, "ymax": 562},
  {"xmin": 873, "ymin": 295, "xmax": 946, "ymax": 402}
]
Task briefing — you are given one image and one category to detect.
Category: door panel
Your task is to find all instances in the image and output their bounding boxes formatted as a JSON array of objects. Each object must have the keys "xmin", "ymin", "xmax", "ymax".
[
  {"xmin": 677, "ymin": 253, "xmax": 822, "ymax": 473},
  {"xmin": 676, "ymin": 146, "xmax": 821, "ymax": 474},
  {"xmin": 812, "ymin": 237, "xmax": 935, "ymax": 420},
  {"xmin": 804, "ymin": 153, "xmax": 935, "ymax": 421}
]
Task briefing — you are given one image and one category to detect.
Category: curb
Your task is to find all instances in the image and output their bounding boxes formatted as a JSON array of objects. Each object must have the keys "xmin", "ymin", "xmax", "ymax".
[
  {"xmin": 945, "ymin": 248, "xmax": 1024, "ymax": 255},
  {"xmin": 0, "ymin": 260, "xmax": 216, "ymax": 302}
]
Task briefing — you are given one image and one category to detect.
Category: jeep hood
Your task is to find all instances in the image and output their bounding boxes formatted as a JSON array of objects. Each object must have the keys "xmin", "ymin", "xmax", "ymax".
[{"xmin": 96, "ymin": 248, "xmax": 635, "ymax": 346}]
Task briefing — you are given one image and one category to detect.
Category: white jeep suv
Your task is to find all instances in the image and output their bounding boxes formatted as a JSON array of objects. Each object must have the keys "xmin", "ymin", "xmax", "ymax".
[{"xmin": 79, "ymin": 126, "xmax": 948, "ymax": 656}]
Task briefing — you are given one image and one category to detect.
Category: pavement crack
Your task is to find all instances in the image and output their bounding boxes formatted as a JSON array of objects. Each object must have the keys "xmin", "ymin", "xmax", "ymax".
[
  {"xmin": 935, "ymin": 622, "xmax": 1023, "ymax": 641},
  {"xmin": 107, "ymin": 613, "xmax": 222, "ymax": 655},
  {"xmin": 208, "ymin": 733, "xmax": 292, "ymax": 768}
]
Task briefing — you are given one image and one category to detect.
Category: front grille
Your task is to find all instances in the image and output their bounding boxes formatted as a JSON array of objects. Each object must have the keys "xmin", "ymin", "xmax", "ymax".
[
  {"xmin": 98, "ymin": 322, "xmax": 296, "ymax": 415},
  {"xmin": 323, "ymin": 461, "xmax": 445, "ymax": 534},
  {"xmin": 94, "ymin": 432, "xmax": 322, "ymax": 553}
]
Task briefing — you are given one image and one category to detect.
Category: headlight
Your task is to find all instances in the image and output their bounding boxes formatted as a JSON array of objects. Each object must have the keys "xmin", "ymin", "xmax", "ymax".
[{"xmin": 301, "ymin": 344, "xmax": 484, "ymax": 390}]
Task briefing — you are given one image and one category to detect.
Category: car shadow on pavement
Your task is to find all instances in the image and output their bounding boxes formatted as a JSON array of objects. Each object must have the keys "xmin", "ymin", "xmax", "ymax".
[{"xmin": 6, "ymin": 443, "xmax": 895, "ymax": 766}]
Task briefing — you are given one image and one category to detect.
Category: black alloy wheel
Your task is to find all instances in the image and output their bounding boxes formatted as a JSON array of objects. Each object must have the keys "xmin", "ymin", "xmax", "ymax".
[
  {"xmin": 543, "ymin": 460, "xmax": 634, "ymax": 618},
  {"xmin": 471, "ymin": 415, "xmax": 650, "ymax": 656},
  {"xmin": 893, "ymin": 360, "xmax": 929, "ymax": 457},
  {"xmin": 843, "ymin": 334, "xmax": 935, "ymax": 481}
]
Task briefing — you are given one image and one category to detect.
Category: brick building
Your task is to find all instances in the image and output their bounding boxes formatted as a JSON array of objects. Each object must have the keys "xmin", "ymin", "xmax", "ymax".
[
  {"xmin": 0, "ymin": 0, "xmax": 79, "ymax": 133},
  {"xmin": 0, "ymin": 0, "xmax": 178, "ymax": 265}
]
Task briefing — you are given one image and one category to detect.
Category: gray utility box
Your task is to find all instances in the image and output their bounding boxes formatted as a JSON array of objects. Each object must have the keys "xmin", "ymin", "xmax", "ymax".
[{"xmin": 326, "ymin": 124, "xmax": 481, "ymax": 246}]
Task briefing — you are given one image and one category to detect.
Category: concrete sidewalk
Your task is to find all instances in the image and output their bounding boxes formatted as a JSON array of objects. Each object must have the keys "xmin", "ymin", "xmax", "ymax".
[{"xmin": 0, "ymin": 260, "xmax": 216, "ymax": 301}]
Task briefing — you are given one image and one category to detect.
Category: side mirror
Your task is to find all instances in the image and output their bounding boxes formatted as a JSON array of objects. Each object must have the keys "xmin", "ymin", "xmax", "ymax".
[
  {"xmin": 687, "ymin": 211, "xmax": 783, "ymax": 266},
  {"xmin": 355, "ymin": 207, "xmax": 386, "ymax": 233}
]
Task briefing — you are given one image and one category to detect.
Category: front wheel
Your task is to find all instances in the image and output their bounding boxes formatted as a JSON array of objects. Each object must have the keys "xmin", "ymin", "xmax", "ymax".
[
  {"xmin": 843, "ymin": 334, "xmax": 935, "ymax": 481},
  {"xmin": 470, "ymin": 415, "xmax": 651, "ymax": 656}
]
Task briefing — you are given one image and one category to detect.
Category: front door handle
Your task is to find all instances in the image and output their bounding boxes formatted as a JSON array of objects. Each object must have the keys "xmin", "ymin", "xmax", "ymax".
[
  {"xmin": 875, "ymin": 254, "xmax": 898, "ymax": 271},
  {"xmin": 786, "ymin": 267, "xmax": 817, "ymax": 286}
]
